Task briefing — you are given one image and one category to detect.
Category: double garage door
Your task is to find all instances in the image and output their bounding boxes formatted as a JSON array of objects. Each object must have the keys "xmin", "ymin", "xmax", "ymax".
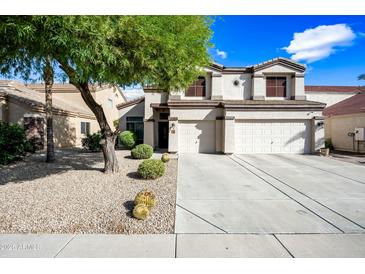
[
  {"xmin": 178, "ymin": 120, "xmax": 310, "ymax": 154},
  {"xmin": 235, "ymin": 120, "xmax": 310, "ymax": 154}
]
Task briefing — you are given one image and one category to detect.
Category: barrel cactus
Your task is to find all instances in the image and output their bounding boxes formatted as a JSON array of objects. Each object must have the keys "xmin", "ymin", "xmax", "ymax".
[
  {"xmin": 132, "ymin": 203, "xmax": 150, "ymax": 220},
  {"xmin": 134, "ymin": 190, "xmax": 156, "ymax": 209},
  {"xmin": 161, "ymin": 153, "xmax": 170, "ymax": 163}
]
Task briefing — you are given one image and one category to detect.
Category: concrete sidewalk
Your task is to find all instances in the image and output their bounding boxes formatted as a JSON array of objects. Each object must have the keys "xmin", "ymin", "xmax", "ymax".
[{"xmin": 1, "ymin": 233, "xmax": 365, "ymax": 258}]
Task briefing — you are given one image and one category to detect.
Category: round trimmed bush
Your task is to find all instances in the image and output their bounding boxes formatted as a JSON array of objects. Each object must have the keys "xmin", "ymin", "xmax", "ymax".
[
  {"xmin": 161, "ymin": 153, "xmax": 170, "ymax": 163},
  {"xmin": 131, "ymin": 144, "xmax": 153, "ymax": 159},
  {"xmin": 137, "ymin": 159, "xmax": 165, "ymax": 179},
  {"xmin": 119, "ymin": 131, "xmax": 137, "ymax": 149}
]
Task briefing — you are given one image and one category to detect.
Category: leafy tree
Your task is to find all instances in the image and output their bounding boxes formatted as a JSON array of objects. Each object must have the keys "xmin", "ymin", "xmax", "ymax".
[
  {"xmin": 0, "ymin": 16, "xmax": 213, "ymax": 173},
  {"xmin": 359, "ymin": 74, "xmax": 365, "ymax": 80},
  {"xmin": 0, "ymin": 17, "xmax": 59, "ymax": 162}
]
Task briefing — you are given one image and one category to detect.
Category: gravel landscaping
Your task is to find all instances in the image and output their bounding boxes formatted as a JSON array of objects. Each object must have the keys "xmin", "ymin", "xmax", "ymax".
[{"xmin": 0, "ymin": 149, "xmax": 177, "ymax": 234}]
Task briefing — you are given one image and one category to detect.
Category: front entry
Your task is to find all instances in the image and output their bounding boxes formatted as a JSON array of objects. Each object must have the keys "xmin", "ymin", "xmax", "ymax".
[{"xmin": 158, "ymin": 122, "xmax": 169, "ymax": 149}]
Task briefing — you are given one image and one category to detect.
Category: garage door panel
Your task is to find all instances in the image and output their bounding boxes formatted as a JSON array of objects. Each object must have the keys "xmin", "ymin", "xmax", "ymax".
[
  {"xmin": 235, "ymin": 120, "xmax": 310, "ymax": 154},
  {"xmin": 179, "ymin": 121, "xmax": 216, "ymax": 153}
]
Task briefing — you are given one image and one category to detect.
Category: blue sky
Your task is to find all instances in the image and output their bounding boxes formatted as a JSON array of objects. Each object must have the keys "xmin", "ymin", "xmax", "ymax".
[{"xmin": 210, "ymin": 16, "xmax": 365, "ymax": 86}]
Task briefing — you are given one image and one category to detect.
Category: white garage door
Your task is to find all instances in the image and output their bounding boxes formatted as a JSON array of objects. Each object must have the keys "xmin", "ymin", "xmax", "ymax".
[
  {"xmin": 179, "ymin": 121, "xmax": 216, "ymax": 153},
  {"xmin": 235, "ymin": 120, "xmax": 310, "ymax": 154}
]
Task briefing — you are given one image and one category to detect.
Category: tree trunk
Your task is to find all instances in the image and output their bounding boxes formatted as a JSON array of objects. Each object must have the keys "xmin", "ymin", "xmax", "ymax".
[
  {"xmin": 101, "ymin": 134, "xmax": 119, "ymax": 174},
  {"xmin": 44, "ymin": 57, "xmax": 55, "ymax": 163},
  {"xmin": 58, "ymin": 61, "xmax": 119, "ymax": 173}
]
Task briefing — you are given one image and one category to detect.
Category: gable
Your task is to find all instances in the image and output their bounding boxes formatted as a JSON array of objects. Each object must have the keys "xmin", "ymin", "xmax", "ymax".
[{"xmin": 254, "ymin": 58, "xmax": 306, "ymax": 73}]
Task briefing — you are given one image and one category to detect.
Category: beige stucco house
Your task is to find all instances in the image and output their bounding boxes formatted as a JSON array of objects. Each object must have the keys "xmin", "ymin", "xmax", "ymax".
[
  {"xmin": 118, "ymin": 57, "xmax": 327, "ymax": 154},
  {"xmin": 0, "ymin": 81, "xmax": 126, "ymax": 148},
  {"xmin": 323, "ymin": 91, "xmax": 365, "ymax": 153}
]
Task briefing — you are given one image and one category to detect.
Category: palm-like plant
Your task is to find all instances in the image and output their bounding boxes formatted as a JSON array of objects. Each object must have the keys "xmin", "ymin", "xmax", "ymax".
[{"xmin": 358, "ymin": 74, "xmax": 365, "ymax": 80}]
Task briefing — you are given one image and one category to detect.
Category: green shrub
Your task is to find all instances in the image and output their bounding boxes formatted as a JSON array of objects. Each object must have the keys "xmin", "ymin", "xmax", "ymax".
[
  {"xmin": 137, "ymin": 159, "xmax": 165, "ymax": 179},
  {"xmin": 131, "ymin": 144, "xmax": 153, "ymax": 159},
  {"xmin": 324, "ymin": 138, "xmax": 334, "ymax": 150},
  {"xmin": 82, "ymin": 131, "xmax": 102, "ymax": 152},
  {"xmin": 0, "ymin": 122, "xmax": 32, "ymax": 165},
  {"xmin": 119, "ymin": 130, "xmax": 137, "ymax": 149},
  {"xmin": 161, "ymin": 153, "xmax": 170, "ymax": 163}
]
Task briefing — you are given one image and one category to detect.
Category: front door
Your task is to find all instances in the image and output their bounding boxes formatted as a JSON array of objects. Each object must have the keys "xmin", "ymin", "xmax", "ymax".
[{"xmin": 158, "ymin": 122, "xmax": 169, "ymax": 149}]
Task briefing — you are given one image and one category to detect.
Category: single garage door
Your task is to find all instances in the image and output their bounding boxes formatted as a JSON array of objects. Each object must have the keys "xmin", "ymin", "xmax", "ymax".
[
  {"xmin": 179, "ymin": 121, "xmax": 216, "ymax": 153},
  {"xmin": 235, "ymin": 120, "xmax": 310, "ymax": 154}
]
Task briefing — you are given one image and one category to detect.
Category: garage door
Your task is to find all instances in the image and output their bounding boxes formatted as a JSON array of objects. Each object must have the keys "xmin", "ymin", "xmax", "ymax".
[
  {"xmin": 235, "ymin": 120, "xmax": 310, "ymax": 154},
  {"xmin": 179, "ymin": 121, "xmax": 216, "ymax": 153}
]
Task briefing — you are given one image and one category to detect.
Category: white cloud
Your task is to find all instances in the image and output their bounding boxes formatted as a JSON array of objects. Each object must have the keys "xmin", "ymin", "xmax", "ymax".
[
  {"xmin": 284, "ymin": 24, "xmax": 356, "ymax": 63},
  {"xmin": 216, "ymin": 49, "xmax": 227, "ymax": 59}
]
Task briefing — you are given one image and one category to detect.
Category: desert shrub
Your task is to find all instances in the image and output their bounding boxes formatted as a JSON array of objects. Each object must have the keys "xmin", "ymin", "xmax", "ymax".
[
  {"xmin": 82, "ymin": 132, "xmax": 102, "ymax": 152},
  {"xmin": 131, "ymin": 144, "xmax": 153, "ymax": 159},
  {"xmin": 0, "ymin": 122, "xmax": 33, "ymax": 165},
  {"xmin": 119, "ymin": 130, "xmax": 137, "ymax": 149},
  {"xmin": 132, "ymin": 203, "xmax": 150, "ymax": 220},
  {"xmin": 324, "ymin": 138, "xmax": 334, "ymax": 150},
  {"xmin": 161, "ymin": 153, "xmax": 170, "ymax": 163},
  {"xmin": 134, "ymin": 190, "xmax": 156, "ymax": 209},
  {"xmin": 137, "ymin": 159, "xmax": 165, "ymax": 179}
]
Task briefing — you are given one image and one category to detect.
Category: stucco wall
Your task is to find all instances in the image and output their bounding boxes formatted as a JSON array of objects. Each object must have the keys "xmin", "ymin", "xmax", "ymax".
[
  {"xmin": 118, "ymin": 101, "xmax": 145, "ymax": 132},
  {"xmin": 325, "ymin": 113, "xmax": 365, "ymax": 153},
  {"xmin": 1, "ymin": 99, "xmax": 98, "ymax": 148},
  {"xmin": 306, "ymin": 92, "xmax": 355, "ymax": 107},
  {"xmin": 94, "ymin": 87, "xmax": 125, "ymax": 129},
  {"xmin": 222, "ymin": 73, "xmax": 252, "ymax": 100}
]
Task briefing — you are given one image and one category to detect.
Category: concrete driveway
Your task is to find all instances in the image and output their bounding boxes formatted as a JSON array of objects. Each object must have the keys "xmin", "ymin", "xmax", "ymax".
[{"xmin": 175, "ymin": 153, "xmax": 365, "ymax": 234}]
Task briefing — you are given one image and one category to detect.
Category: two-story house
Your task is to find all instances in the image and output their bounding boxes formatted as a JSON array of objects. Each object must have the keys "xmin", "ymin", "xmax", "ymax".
[{"xmin": 118, "ymin": 57, "xmax": 326, "ymax": 154}]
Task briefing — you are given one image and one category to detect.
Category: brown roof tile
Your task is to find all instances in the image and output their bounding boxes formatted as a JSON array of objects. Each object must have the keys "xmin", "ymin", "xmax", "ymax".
[
  {"xmin": 323, "ymin": 92, "xmax": 365, "ymax": 116},
  {"xmin": 305, "ymin": 85, "xmax": 365, "ymax": 93}
]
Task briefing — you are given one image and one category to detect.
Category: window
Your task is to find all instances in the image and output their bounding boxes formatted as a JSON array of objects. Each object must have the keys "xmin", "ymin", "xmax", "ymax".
[
  {"xmin": 126, "ymin": 117, "xmax": 144, "ymax": 144},
  {"xmin": 186, "ymin": 76, "xmax": 206, "ymax": 97},
  {"xmin": 81, "ymin": 122, "xmax": 90, "ymax": 135},
  {"xmin": 266, "ymin": 77, "xmax": 287, "ymax": 97},
  {"xmin": 107, "ymin": 98, "xmax": 113, "ymax": 108}
]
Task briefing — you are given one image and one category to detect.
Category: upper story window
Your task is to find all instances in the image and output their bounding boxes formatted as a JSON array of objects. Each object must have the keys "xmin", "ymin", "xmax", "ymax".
[
  {"xmin": 186, "ymin": 76, "xmax": 206, "ymax": 97},
  {"xmin": 266, "ymin": 77, "xmax": 287, "ymax": 97}
]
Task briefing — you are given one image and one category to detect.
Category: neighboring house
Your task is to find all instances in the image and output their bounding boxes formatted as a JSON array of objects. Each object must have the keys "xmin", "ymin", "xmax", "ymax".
[
  {"xmin": 0, "ymin": 81, "xmax": 126, "ymax": 148},
  {"xmin": 119, "ymin": 57, "xmax": 326, "ymax": 154},
  {"xmin": 27, "ymin": 83, "xmax": 126, "ymax": 130},
  {"xmin": 305, "ymin": 85, "xmax": 362, "ymax": 107},
  {"xmin": 0, "ymin": 80, "xmax": 98, "ymax": 148},
  {"xmin": 323, "ymin": 91, "xmax": 365, "ymax": 153}
]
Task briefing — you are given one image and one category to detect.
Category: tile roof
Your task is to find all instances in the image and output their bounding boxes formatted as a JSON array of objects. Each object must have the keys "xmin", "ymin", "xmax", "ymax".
[
  {"xmin": 323, "ymin": 92, "xmax": 365, "ymax": 117},
  {"xmin": 305, "ymin": 85, "xmax": 365, "ymax": 93},
  {"xmin": 116, "ymin": 97, "xmax": 145, "ymax": 110},
  {"xmin": 0, "ymin": 80, "xmax": 95, "ymax": 118},
  {"xmin": 26, "ymin": 83, "xmax": 114, "ymax": 93}
]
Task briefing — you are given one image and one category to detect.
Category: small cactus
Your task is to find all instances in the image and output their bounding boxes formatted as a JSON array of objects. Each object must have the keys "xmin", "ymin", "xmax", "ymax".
[
  {"xmin": 134, "ymin": 190, "xmax": 156, "ymax": 209},
  {"xmin": 132, "ymin": 204, "xmax": 150, "ymax": 220},
  {"xmin": 161, "ymin": 153, "xmax": 170, "ymax": 163}
]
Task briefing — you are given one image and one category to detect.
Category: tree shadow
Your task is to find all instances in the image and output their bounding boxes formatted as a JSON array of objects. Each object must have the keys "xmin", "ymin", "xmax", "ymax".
[
  {"xmin": 126, "ymin": 171, "xmax": 141, "ymax": 179},
  {"xmin": 123, "ymin": 200, "xmax": 134, "ymax": 217},
  {"xmin": 0, "ymin": 149, "xmax": 104, "ymax": 185}
]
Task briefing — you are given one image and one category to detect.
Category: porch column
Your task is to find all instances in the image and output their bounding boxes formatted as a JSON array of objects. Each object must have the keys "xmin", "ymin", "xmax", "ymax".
[
  {"xmin": 144, "ymin": 119, "xmax": 154, "ymax": 147},
  {"xmin": 168, "ymin": 117, "xmax": 178, "ymax": 153},
  {"xmin": 223, "ymin": 116, "xmax": 235, "ymax": 154}
]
